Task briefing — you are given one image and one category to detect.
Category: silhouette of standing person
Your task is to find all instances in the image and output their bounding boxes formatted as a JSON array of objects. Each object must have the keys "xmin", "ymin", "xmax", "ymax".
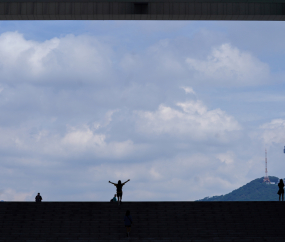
[
  {"xmin": 35, "ymin": 193, "xmax": 42, "ymax": 202},
  {"xmin": 124, "ymin": 210, "xmax": 132, "ymax": 237},
  {"xmin": 278, "ymin": 179, "xmax": 284, "ymax": 201},
  {"xmin": 109, "ymin": 179, "xmax": 130, "ymax": 205}
]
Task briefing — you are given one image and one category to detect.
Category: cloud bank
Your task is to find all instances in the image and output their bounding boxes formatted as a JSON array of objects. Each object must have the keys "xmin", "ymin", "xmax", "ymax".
[{"xmin": 0, "ymin": 24, "xmax": 283, "ymax": 202}]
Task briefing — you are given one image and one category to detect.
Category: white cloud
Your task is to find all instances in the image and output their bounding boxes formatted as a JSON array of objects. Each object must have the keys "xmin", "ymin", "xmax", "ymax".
[
  {"xmin": 259, "ymin": 119, "xmax": 285, "ymax": 145},
  {"xmin": 61, "ymin": 125, "xmax": 138, "ymax": 158},
  {"xmin": 135, "ymin": 99, "xmax": 241, "ymax": 141},
  {"xmin": 186, "ymin": 43, "xmax": 270, "ymax": 86},
  {"xmin": 99, "ymin": 109, "xmax": 119, "ymax": 129},
  {"xmin": 216, "ymin": 151, "xmax": 235, "ymax": 164},
  {"xmin": 181, "ymin": 86, "xmax": 196, "ymax": 95},
  {"xmin": 0, "ymin": 25, "xmax": 281, "ymax": 202},
  {"xmin": 62, "ymin": 126, "xmax": 105, "ymax": 147},
  {"xmin": 0, "ymin": 188, "xmax": 34, "ymax": 201},
  {"xmin": 0, "ymin": 31, "xmax": 113, "ymax": 82},
  {"xmin": 0, "ymin": 31, "xmax": 59, "ymax": 76},
  {"xmin": 0, "ymin": 121, "xmax": 139, "ymax": 160}
]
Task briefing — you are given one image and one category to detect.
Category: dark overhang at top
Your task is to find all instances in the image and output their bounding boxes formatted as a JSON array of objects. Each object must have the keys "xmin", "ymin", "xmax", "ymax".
[{"xmin": 0, "ymin": 0, "xmax": 285, "ymax": 20}]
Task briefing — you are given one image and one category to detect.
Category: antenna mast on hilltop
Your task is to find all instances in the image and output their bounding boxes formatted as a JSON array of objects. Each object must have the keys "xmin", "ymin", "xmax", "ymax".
[{"xmin": 263, "ymin": 149, "xmax": 270, "ymax": 184}]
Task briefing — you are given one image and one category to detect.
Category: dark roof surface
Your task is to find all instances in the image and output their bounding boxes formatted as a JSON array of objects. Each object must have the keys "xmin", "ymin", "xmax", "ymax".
[
  {"xmin": 1, "ymin": 201, "xmax": 284, "ymax": 241},
  {"xmin": 1, "ymin": 0, "xmax": 285, "ymax": 2},
  {"xmin": 0, "ymin": 0, "xmax": 284, "ymax": 20}
]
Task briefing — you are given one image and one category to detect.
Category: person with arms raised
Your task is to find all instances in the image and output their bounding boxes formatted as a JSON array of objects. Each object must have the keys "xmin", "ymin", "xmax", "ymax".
[{"xmin": 109, "ymin": 179, "xmax": 130, "ymax": 205}]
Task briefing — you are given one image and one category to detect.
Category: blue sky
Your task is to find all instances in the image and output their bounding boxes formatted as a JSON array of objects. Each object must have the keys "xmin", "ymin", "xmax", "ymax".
[{"xmin": 0, "ymin": 20, "xmax": 285, "ymax": 201}]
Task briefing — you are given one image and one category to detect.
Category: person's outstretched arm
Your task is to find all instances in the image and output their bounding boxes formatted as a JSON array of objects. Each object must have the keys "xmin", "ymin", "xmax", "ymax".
[
  {"xmin": 109, "ymin": 181, "xmax": 116, "ymax": 185},
  {"xmin": 123, "ymin": 179, "xmax": 130, "ymax": 185}
]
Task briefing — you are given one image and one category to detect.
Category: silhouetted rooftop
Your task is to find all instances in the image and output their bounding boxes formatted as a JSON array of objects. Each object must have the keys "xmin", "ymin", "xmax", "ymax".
[
  {"xmin": 0, "ymin": 0, "xmax": 284, "ymax": 20},
  {"xmin": 0, "ymin": 201, "xmax": 284, "ymax": 241}
]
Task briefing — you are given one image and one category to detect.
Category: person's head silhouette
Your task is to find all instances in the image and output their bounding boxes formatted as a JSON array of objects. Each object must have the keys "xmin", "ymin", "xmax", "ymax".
[
  {"xmin": 114, "ymin": 194, "xmax": 116, "ymax": 197},
  {"xmin": 118, "ymin": 180, "xmax": 122, "ymax": 185},
  {"xmin": 280, "ymin": 179, "xmax": 284, "ymax": 184},
  {"xmin": 38, "ymin": 193, "xmax": 40, "ymax": 195}
]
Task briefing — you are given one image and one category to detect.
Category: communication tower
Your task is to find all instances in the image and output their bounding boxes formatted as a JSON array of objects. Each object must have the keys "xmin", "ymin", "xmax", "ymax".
[{"xmin": 263, "ymin": 149, "xmax": 270, "ymax": 184}]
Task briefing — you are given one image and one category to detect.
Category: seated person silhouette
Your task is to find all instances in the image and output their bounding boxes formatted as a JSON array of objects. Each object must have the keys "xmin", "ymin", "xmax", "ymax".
[
  {"xmin": 109, "ymin": 179, "xmax": 130, "ymax": 204},
  {"xmin": 35, "ymin": 193, "xmax": 42, "ymax": 202},
  {"xmin": 110, "ymin": 194, "xmax": 117, "ymax": 202},
  {"xmin": 278, "ymin": 179, "xmax": 284, "ymax": 201}
]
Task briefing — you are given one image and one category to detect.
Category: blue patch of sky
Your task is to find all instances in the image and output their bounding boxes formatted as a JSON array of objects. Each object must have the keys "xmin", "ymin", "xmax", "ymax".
[{"xmin": 0, "ymin": 21, "xmax": 89, "ymax": 41}]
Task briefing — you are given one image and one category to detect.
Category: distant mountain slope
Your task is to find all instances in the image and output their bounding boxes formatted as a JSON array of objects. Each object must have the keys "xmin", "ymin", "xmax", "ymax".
[{"xmin": 197, "ymin": 176, "xmax": 280, "ymax": 201}]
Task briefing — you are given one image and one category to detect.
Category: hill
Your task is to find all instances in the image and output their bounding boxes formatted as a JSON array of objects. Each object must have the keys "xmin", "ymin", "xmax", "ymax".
[{"xmin": 197, "ymin": 176, "xmax": 281, "ymax": 201}]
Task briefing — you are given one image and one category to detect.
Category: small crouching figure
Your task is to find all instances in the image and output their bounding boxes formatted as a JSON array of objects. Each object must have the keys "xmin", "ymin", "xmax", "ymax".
[
  {"xmin": 278, "ymin": 179, "xmax": 284, "ymax": 201},
  {"xmin": 124, "ymin": 210, "xmax": 132, "ymax": 237},
  {"xmin": 35, "ymin": 193, "xmax": 42, "ymax": 202},
  {"xmin": 110, "ymin": 194, "xmax": 117, "ymax": 202}
]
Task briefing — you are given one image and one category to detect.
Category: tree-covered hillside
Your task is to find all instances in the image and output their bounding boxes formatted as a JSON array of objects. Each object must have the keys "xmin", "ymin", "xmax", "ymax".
[{"xmin": 197, "ymin": 176, "xmax": 281, "ymax": 201}]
